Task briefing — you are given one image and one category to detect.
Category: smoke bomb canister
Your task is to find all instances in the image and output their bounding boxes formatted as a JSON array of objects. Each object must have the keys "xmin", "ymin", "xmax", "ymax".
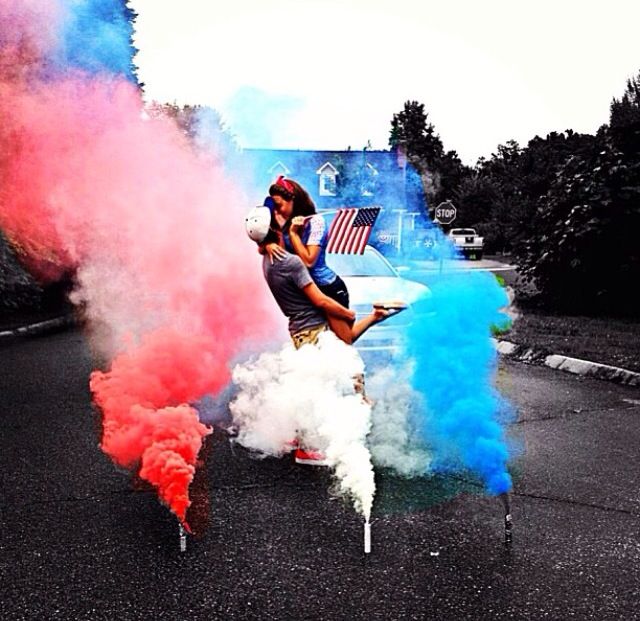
[
  {"xmin": 504, "ymin": 513, "xmax": 513, "ymax": 545},
  {"xmin": 364, "ymin": 521, "xmax": 371, "ymax": 554}
]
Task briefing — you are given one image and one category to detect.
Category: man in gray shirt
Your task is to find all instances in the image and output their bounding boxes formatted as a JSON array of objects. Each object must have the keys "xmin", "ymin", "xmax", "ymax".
[
  {"xmin": 246, "ymin": 206, "xmax": 387, "ymax": 348},
  {"xmin": 264, "ymin": 252, "xmax": 335, "ymax": 341}
]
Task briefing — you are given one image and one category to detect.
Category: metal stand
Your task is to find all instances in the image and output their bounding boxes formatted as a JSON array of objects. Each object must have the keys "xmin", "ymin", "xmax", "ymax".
[{"xmin": 499, "ymin": 492, "xmax": 513, "ymax": 547}]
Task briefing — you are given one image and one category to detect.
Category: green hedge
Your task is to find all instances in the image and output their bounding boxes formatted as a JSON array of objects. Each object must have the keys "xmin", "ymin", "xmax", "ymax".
[{"xmin": 0, "ymin": 230, "xmax": 43, "ymax": 312}]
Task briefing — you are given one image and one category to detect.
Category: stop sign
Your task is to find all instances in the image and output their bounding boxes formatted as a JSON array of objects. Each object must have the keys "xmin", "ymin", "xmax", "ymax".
[{"xmin": 434, "ymin": 201, "xmax": 457, "ymax": 225}]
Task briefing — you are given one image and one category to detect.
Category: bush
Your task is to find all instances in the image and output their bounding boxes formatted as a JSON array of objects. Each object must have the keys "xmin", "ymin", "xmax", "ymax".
[
  {"xmin": 0, "ymin": 231, "xmax": 43, "ymax": 313},
  {"xmin": 512, "ymin": 133, "xmax": 640, "ymax": 317}
]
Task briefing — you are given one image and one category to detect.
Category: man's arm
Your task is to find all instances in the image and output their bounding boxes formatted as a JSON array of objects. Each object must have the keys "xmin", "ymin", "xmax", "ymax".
[{"xmin": 302, "ymin": 282, "xmax": 355, "ymax": 322}]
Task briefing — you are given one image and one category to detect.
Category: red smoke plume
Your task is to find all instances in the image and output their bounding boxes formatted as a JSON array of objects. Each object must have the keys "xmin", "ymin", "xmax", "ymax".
[
  {"xmin": 0, "ymin": 5, "xmax": 281, "ymax": 525},
  {"xmin": 90, "ymin": 329, "xmax": 233, "ymax": 522}
]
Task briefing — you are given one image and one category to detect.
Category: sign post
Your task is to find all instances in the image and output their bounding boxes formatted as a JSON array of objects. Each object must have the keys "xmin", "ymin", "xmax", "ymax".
[{"xmin": 434, "ymin": 201, "xmax": 457, "ymax": 274}]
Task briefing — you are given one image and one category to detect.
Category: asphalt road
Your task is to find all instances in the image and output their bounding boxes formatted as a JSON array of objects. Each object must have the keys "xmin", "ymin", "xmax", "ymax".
[{"xmin": 2, "ymin": 329, "xmax": 640, "ymax": 620}]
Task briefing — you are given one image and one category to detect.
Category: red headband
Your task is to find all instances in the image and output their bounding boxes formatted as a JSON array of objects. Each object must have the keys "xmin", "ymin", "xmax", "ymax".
[{"xmin": 275, "ymin": 175, "xmax": 294, "ymax": 194}]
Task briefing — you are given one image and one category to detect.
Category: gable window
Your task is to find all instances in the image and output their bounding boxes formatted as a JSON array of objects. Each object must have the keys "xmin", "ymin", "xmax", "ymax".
[
  {"xmin": 316, "ymin": 162, "xmax": 338, "ymax": 197},
  {"xmin": 268, "ymin": 161, "xmax": 290, "ymax": 177},
  {"xmin": 320, "ymin": 173, "xmax": 337, "ymax": 196}
]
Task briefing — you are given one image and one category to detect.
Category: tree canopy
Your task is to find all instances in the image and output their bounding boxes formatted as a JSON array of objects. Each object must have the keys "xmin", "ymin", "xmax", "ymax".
[{"xmin": 389, "ymin": 72, "xmax": 640, "ymax": 315}]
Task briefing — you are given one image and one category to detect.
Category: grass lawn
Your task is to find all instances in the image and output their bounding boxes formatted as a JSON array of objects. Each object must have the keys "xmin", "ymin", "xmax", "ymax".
[{"xmin": 503, "ymin": 309, "xmax": 640, "ymax": 373}]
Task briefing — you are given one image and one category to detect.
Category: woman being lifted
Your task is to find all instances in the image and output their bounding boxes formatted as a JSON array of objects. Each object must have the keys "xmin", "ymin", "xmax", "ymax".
[{"xmin": 265, "ymin": 175, "xmax": 355, "ymax": 344}]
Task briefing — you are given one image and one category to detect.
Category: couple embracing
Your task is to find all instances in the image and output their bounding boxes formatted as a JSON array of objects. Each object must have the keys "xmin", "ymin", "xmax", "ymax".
[{"xmin": 245, "ymin": 176, "xmax": 404, "ymax": 464}]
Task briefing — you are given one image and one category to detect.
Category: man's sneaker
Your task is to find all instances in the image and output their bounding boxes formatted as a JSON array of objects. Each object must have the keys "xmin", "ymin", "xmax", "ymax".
[{"xmin": 294, "ymin": 448, "xmax": 329, "ymax": 466}]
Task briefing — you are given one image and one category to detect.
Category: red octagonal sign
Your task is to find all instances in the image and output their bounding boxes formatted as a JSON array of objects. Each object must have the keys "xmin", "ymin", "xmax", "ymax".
[{"xmin": 434, "ymin": 201, "xmax": 457, "ymax": 225}]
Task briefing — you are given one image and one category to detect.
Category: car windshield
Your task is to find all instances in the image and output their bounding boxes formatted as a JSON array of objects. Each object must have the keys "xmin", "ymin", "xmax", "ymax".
[{"xmin": 325, "ymin": 247, "xmax": 397, "ymax": 277}]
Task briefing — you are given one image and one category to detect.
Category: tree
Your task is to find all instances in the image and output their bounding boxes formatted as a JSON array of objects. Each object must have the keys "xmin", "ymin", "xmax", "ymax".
[
  {"xmin": 437, "ymin": 149, "xmax": 468, "ymax": 208},
  {"xmin": 389, "ymin": 101, "xmax": 445, "ymax": 167},
  {"xmin": 475, "ymin": 71, "xmax": 640, "ymax": 314},
  {"xmin": 477, "ymin": 133, "xmax": 597, "ymax": 255},
  {"xmin": 453, "ymin": 174, "xmax": 503, "ymax": 249},
  {"xmin": 609, "ymin": 71, "xmax": 640, "ymax": 156},
  {"xmin": 123, "ymin": 0, "xmax": 141, "ymax": 86},
  {"xmin": 145, "ymin": 102, "xmax": 240, "ymax": 164},
  {"xmin": 389, "ymin": 100, "xmax": 471, "ymax": 212},
  {"xmin": 0, "ymin": 230, "xmax": 43, "ymax": 312},
  {"xmin": 517, "ymin": 127, "xmax": 640, "ymax": 315}
]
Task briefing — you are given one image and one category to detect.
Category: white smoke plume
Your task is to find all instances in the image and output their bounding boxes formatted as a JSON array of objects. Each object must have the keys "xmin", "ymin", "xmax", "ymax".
[
  {"xmin": 230, "ymin": 331, "xmax": 375, "ymax": 519},
  {"xmin": 367, "ymin": 364, "xmax": 432, "ymax": 476}
]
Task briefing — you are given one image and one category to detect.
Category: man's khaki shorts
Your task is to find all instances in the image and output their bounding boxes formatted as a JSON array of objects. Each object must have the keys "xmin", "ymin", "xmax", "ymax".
[
  {"xmin": 290, "ymin": 323, "xmax": 369, "ymax": 400},
  {"xmin": 291, "ymin": 323, "xmax": 329, "ymax": 349}
]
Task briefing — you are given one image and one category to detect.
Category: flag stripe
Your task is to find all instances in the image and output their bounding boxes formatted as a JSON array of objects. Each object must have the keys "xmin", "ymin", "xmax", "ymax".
[
  {"xmin": 347, "ymin": 222, "xmax": 366, "ymax": 254},
  {"xmin": 326, "ymin": 210, "xmax": 344, "ymax": 252},
  {"xmin": 327, "ymin": 206, "xmax": 381, "ymax": 254},
  {"xmin": 360, "ymin": 225, "xmax": 375, "ymax": 253},
  {"xmin": 355, "ymin": 225, "xmax": 369, "ymax": 254},
  {"xmin": 336, "ymin": 210, "xmax": 358, "ymax": 253},
  {"xmin": 327, "ymin": 209, "xmax": 349, "ymax": 253},
  {"xmin": 338, "ymin": 209, "xmax": 357, "ymax": 254},
  {"xmin": 330, "ymin": 209, "xmax": 355, "ymax": 253}
]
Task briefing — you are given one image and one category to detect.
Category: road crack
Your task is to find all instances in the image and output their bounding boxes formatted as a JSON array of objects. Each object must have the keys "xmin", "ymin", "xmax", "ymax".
[{"xmin": 512, "ymin": 490, "xmax": 640, "ymax": 517}]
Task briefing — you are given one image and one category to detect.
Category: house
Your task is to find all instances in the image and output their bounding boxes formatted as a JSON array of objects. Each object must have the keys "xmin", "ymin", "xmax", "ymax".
[{"xmin": 242, "ymin": 148, "xmax": 429, "ymax": 252}]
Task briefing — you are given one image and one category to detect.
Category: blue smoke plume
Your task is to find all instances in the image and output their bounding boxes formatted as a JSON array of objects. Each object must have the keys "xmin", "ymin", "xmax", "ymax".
[
  {"xmin": 223, "ymin": 86, "xmax": 304, "ymax": 149},
  {"xmin": 405, "ymin": 269, "xmax": 513, "ymax": 495},
  {"xmin": 52, "ymin": 0, "xmax": 137, "ymax": 82}
]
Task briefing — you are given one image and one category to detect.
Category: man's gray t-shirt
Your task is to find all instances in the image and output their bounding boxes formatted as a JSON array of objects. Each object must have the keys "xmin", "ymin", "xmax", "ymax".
[{"xmin": 263, "ymin": 253, "xmax": 327, "ymax": 335}]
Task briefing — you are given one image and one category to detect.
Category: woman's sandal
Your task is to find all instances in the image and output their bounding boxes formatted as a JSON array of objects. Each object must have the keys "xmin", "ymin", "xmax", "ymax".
[{"xmin": 373, "ymin": 300, "xmax": 408, "ymax": 317}]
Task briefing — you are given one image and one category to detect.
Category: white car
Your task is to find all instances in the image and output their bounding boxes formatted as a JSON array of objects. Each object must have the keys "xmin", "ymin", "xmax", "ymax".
[{"xmin": 326, "ymin": 245, "xmax": 431, "ymax": 362}]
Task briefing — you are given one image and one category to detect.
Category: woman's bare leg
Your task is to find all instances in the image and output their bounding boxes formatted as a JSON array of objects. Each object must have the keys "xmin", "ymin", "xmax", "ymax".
[
  {"xmin": 327, "ymin": 315, "xmax": 353, "ymax": 344},
  {"xmin": 328, "ymin": 309, "xmax": 391, "ymax": 345}
]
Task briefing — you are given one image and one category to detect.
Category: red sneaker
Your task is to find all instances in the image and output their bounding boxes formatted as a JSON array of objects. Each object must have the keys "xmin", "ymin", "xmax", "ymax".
[{"xmin": 294, "ymin": 448, "xmax": 329, "ymax": 466}]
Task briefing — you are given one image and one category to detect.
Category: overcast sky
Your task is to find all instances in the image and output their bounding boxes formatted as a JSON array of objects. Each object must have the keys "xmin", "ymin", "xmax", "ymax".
[{"xmin": 132, "ymin": 0, "xmax": 640, "ymax": 165}]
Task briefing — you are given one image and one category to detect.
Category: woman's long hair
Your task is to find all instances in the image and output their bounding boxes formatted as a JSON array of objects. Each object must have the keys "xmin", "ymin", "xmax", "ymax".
[{"xmin": 269, "ymin": 177, "xmax": 317, "ymax": 217}]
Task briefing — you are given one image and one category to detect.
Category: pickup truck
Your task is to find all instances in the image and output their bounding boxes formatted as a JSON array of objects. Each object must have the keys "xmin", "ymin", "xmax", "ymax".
[{"xmin": 447, "ymin": 228, "xmax": 484, "ymax": 260}]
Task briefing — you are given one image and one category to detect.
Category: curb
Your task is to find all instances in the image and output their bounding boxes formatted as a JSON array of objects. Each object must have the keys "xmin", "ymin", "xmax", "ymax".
[
  {"xmin": 0, "ymin": 313, "xmax": 77, "ymax": 342},
  {"xmin": 495, "ymin": 339, "xmax": 640, "ymax": 387}
]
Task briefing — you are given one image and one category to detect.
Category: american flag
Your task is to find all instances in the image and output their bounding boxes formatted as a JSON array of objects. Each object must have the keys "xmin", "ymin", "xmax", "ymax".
[{"xmin": 327, "ymin": 207, "xmax": 381, "ymax": 254}]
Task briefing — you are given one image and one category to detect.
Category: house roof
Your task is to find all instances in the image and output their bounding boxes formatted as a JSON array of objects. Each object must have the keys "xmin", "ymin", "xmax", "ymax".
[
  {"xmin": 315, "ymin": 161, "xmax": 339, "ymax": 175},
  {"xmin": 267, "ymin": 160, "xmax": 290, "ymax": 175},
  {"xmin": 243, "ymin": 148, "xmax": 404, "ymax": 178},
  {"xmin": 241, "ymin": 148, "xmax": 423, "ymax": 213}
]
